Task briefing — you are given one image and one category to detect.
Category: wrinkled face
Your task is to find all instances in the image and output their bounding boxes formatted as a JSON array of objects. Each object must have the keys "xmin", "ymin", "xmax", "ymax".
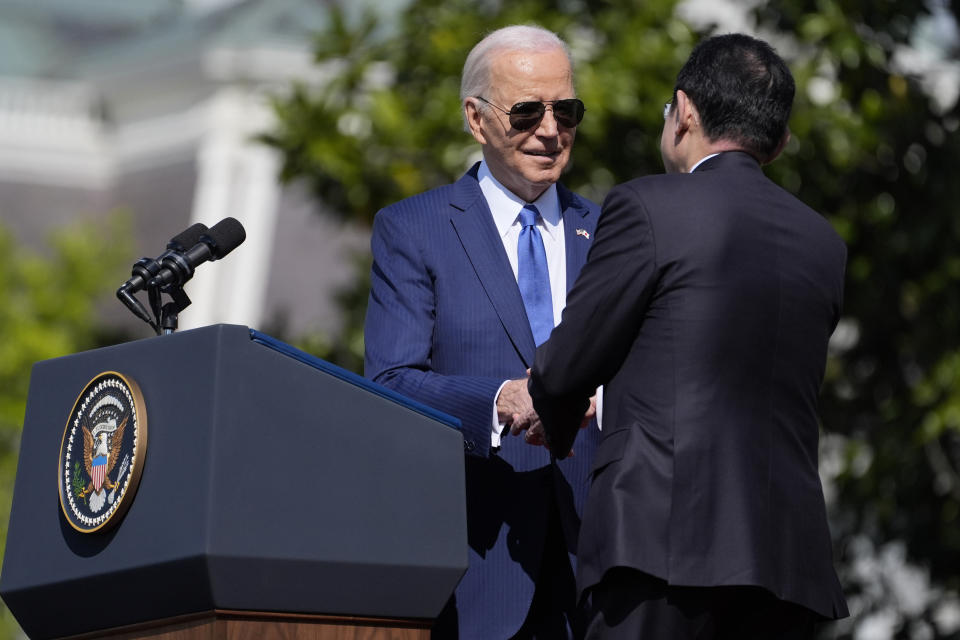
[{"xmin": 468, "ymin": 48, "xmax": 577, "ymax": 202}]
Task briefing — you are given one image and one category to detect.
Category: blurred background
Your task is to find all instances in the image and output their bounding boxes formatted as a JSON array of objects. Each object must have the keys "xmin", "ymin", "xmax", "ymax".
[{"xmin": 0, "ymin": 0, "xmax": 958, "ymax": 638}]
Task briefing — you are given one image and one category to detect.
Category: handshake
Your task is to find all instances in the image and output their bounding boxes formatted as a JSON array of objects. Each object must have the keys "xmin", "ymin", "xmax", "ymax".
[{"xmin": 496, "ymin": 372, "xmax": 596, "ymax": 456}]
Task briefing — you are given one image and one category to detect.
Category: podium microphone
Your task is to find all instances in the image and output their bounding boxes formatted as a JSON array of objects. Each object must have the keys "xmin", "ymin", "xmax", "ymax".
[
  {"xmin": 116, "ymin": 223, "xmax": 209, "ymax": 325},
  {"xmin": 147, "ymin": 217, "xmax": 246, "ymax": 290}
]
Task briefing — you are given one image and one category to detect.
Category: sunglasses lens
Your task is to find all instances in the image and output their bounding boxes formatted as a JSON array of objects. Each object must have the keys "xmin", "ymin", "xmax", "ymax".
[
  {"xmin": 507, "ymin": 100, "xmax": 584, "ymax": 130},
  {"xmin": 508, "ymin": 102, "xmax": 546, "ymax": 131},
  {"xmin": 553, "ymin": 99, "xmax": 585, "ymax": 128}
]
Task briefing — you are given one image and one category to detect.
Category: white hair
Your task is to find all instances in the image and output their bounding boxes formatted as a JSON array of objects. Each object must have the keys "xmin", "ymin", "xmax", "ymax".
[{"xmin": 460, "ymin": 25, "xmax": 574, "ymax": 131}]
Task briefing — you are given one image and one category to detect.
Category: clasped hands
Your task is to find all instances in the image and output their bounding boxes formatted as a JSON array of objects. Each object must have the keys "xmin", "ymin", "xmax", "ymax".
[{"xmin": 496, "ymin": 371, "xmax": 595, "ymax": 456}]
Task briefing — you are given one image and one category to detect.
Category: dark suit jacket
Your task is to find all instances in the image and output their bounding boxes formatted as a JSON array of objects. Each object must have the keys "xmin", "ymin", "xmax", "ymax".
[
  {"xmin": 364, "ymin": 163, "xmax": 601, "ymax": 638},
  {"xmin": 529, "ymin": 151, "xmax": 849, "ymax": 620}
]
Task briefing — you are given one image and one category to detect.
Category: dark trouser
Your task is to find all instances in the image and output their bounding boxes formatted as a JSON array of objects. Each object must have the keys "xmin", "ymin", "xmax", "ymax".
[
  {"xmin": 509, "ymin": 499, "xmax": 585, "ymax": 640},
  {"xmin": 585, "ymin": 568, "xmax": 823, "ymax": 640},
  {"xmin": 432, "ymin": 498, "xmax": 585, "ymax": 640}
]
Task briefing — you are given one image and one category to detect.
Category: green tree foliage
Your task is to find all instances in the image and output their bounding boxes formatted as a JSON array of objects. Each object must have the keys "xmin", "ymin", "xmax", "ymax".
[
  {"xmin": 262, "ymin": 0, "xmax": 960, "ymax": 636},
  {"xmin": 0, "ymin": 214, "xmax": 132, "ymax": 638}
]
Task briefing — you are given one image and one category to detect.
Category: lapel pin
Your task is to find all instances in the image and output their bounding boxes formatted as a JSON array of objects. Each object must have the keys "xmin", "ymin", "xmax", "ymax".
[{"xmin": 576, "ymin": 228, "xmax": 590, "ymax": 239}]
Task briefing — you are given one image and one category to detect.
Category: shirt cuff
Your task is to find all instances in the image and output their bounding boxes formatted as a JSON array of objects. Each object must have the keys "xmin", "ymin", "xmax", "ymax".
[
  {"xmin": 491, "ymin": 379, "xmax": 510, "ymax": 448},
  {"xmin": 596, "ymin": 385, "xmax": 604, "ymax": 431}
]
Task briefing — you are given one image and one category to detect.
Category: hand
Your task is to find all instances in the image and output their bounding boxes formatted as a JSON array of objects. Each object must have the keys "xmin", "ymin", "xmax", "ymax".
[
  {"xmin": 524, "ymin": 389, "xmax": 596, "ymax": 457},
  {"xmin": 498, "ymin": 373, "xmax": 588, "ymax": 457},
  {"xmin": 523, "ymin": 395, "xmax": 593, "ymax": 456},
  {"xmin": 504, "ymin": 369, "xmax": 539, "ymax": 436},
  {"xmin": 497, "ymin": 378, "xmax": 536, "ymax": 427},
  {"xmin": 581, "ymin": 394, "xmax": 597, "ymax": 429},
  {"xmin": 496, "ymin": 375, "xmax": 550, "ymax": 449},
  {"xmin": 521, "ymin": 419, "xmax": 576, "ymax": 457},
  {"xmin": 521, "ymin": 420, "xmax": 546, "ymax": 446}
]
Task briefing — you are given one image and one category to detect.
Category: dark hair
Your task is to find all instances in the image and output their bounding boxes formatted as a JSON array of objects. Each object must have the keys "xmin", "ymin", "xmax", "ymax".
[{"xmin": 674, "ymin": 33, "xmax": 795, "ymax": 160}]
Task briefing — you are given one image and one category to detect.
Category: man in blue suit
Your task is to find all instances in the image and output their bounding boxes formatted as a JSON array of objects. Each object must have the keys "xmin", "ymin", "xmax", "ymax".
[{"xmin": 364, "ymin": 25, "xmax": 600, "ymax": 639}]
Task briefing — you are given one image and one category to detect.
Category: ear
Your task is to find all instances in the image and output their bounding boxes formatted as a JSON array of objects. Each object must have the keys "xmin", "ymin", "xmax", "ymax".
[
  {"xmin": 673, "ymin": 89, "xmax": 700, "ymax": 136},
  {"xmin": 464, "ymin": 98, "xmax": 487, "ymax": 145},
  {"xmin": 763, "ymin": 127, "xmax": 791, "ymax": 164}
]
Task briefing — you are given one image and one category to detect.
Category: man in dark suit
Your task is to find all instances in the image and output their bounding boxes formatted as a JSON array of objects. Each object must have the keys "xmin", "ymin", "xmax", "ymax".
[
  {"xmin": 364, "ymin": 25, "xmax": 600, "ymax": 639},
  {"xmin": 528, "ymin": 33, "xmax": 849, "ymax": 638}
]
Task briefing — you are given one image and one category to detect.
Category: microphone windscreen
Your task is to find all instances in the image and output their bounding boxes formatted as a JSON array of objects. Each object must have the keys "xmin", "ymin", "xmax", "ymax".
[
  {"xmin": 203, "ymin": 217, "xmax": 246, "ymax": 259},
  {"xmin": 167, "ymin": 223, "xmax": 209, "ymax": 252}
]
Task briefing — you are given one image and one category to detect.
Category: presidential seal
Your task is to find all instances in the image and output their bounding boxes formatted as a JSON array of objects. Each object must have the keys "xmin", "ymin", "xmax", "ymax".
[{"xmin": 58, "ymin": 372, "xmax": 148, "ymax": 533}]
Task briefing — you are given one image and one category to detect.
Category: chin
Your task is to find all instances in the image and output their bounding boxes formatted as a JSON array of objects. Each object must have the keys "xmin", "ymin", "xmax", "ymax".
[
  {"xmin": 522, "ymin": 174, "xmax": 560, "ymax": 195},
  {"xmin": 521, "ymin": 163, "xmax": 564, "ymax": 184}
]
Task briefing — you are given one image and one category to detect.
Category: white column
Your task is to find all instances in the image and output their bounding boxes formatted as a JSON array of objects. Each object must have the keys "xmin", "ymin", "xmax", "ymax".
[
  {"xmin": 180, "ymin": 88, "xmax": 280, "ymax": 331},
  {"xmin": 222, "ymin": 144, "xmax": 280, "ymax": 326}
]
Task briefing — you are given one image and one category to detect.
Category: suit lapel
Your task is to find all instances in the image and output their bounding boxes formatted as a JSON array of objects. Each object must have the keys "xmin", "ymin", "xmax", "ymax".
[
  {"xmin": 449, "ymin": 168, "xmax": 537, "ymax": 366},
  {"xmin": 560, "ymin": 183, "xmax": 592, "ymax": 293}
]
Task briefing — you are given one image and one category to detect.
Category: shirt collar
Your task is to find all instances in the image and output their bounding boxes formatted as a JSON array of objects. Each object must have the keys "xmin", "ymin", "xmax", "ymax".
[
  {"xmin": 478, "ymin": 160, "xmax": 562, "ymax": 242},
  {"xmin": 690, "ymin": 153, "xmax": 721, "ymax": 173}
]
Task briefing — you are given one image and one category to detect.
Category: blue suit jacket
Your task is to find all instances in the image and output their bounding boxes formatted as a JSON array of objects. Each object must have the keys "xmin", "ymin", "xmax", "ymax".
[{"xmin": 365, "ymin": 164, "xmax": 601, "ymax": 638}]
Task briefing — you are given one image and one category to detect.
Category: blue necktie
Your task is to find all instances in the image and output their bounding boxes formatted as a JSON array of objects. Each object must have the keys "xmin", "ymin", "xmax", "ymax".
[{"xmin": 517, "ymin": 205, "xmax": 553, "ymax": 346}]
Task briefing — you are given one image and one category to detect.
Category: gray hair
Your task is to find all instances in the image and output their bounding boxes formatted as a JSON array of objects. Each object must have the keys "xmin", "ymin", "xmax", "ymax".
[{"xmin": 460, "ymin": 25, "xmax": 574, "ymax": 131}]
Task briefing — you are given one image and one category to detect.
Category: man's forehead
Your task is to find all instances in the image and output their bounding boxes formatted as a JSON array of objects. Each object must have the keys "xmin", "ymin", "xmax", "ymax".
[
  {"xmin": 488, "ymin": 49, "xmax": 574, "ymax": 98},
  {"xmin": 490, "ymin": 47, "xmax": 570, "ymax": 73}
]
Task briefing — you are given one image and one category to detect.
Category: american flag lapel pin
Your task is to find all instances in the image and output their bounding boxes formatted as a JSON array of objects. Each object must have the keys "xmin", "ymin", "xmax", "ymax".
[{"xmin": 576, "ymin": 228, "xmax": 590, "ymax": 239}]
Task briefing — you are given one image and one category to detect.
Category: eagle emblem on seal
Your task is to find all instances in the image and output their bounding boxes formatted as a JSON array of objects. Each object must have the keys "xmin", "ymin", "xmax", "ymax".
[{"xmin": 77, "ymin": 409, "xmax": 128, "ymax": 513}]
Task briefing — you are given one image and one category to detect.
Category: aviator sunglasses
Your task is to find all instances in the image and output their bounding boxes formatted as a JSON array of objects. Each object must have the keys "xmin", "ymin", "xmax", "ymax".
[{"xmin": 475, "ymin": 96, "xmax": 585, "ymax": 130}]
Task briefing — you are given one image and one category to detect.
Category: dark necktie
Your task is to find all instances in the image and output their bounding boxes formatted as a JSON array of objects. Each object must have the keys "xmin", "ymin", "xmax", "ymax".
[{"xmin": 517, "ymin": 205, "xmax": 553, "ymax": 346}]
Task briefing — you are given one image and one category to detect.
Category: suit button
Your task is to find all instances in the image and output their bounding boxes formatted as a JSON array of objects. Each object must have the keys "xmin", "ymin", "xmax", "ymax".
[{"xmin": 464, "ymin": 441, "xmax": 475, "ymax": 452}]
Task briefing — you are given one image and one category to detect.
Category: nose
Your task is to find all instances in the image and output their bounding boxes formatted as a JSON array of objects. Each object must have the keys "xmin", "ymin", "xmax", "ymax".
[{"xmin": 535, "ymin": 106, "xmax": 560, "ymax": 137}]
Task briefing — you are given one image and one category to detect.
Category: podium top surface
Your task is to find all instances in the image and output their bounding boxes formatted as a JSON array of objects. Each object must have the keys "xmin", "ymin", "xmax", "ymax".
[{"xmin": 249, "ymin": 329, "xmax": 459, "ymax": 429}]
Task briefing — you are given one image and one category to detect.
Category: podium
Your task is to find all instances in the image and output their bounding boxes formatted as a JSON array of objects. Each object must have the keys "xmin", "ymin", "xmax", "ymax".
[{"xmin": 0, "ymin": 325, "xmax": 467, "ymax": 639}]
